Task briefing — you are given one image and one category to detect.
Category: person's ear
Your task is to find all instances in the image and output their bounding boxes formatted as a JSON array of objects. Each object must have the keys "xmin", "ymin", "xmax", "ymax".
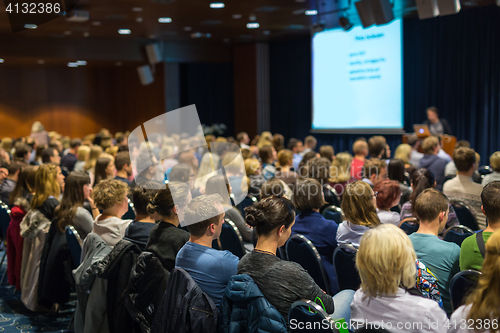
[
  {"xmin": 209, "ymin": 223, "xmax": 216, "ymax": 235},
  {"xmin": 278, "ymin": 225, "xmax": 285, "ymax": 238},
  {"xmin": 481, "ymin": 205, "xmax": 486, "ymax": 216},
  {"xmin": 172, "ymin": 205, "xmax": 178, "ymax": 215}
]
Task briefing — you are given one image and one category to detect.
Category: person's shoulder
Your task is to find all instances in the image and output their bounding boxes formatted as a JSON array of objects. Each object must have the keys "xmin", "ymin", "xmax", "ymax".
[{"xmin": 460, "ymin": 233, "xmax": 476, "ymax": 250}]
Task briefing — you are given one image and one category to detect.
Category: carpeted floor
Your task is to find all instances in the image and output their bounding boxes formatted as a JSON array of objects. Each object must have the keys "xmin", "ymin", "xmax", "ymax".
[{"xmin": 0, "ymin": 248, "xmax": 74, "ymax": 333}]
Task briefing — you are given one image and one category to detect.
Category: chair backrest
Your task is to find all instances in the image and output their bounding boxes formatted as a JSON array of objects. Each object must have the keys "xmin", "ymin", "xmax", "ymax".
[
  {"xmin": 477, "ymin": 165, "xmax": 493, "ymax": 176},
  {"xmin": 289, "ymin": 299, "xmax": 340, "ymax": 333},
  {"xmin": 286, "ymin": 234, "xmax": 331, "ymax": 295},
  {"xmin": 322, "ymin": 205, "xmax": 344, "ymax": 224},
  {"xmin": 399, "ymin": 218, "xmax": 419, "ymax": 235},
  {"xmin": 450, "ymin": 200, "xmax": 480, "ymax": 231},
  {"xmin": 323, "ymin": 185, "xmax": 341, "ymax": 207},
  {"xmin": 0, "ymin": 200, "xmax": 11, "ymax": 237},
  {"xmin": 65, "ymin": 226, "xmax": 83, "ymax": 269},
  {"xmin": 237, "ymin": 195, "xmax": 257, "ymax": 218},
  {"xmin": 449, "ymin": 270, "xmax": 482, "ymax": 312},
  {"xmin": 121, "ymin": 198, "xmax": 136, "ymax": 220},
  {"xmin": 332, "ymin": 244, "xmax": 360, "ymax": 292},
  {"xmin": 212, "ymin": 219, "xmax": 246, "ymax": 259},
  {"xmin": 443, "ymin": 225, "xmax": 474, "ymax": 247},
  {"xmin": 276, "ymin": 246, "xmax": 287, "ymax": 261}
]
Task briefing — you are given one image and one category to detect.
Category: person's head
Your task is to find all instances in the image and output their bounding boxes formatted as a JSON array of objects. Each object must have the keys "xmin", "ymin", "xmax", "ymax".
[
  {"xmin": 14, "ymin": 143, "xmax": 30, "ymax": 162},
  {"xmin": 148, "ymin": 181, "xmax": 191, "ymax": 223},
  {"xmin": 368, "ymin": 136, "xmax": 387, "ymax": 158},
  {"xmin": 261, "ymin": 178, "xmax": 287, "ymax": 199},
  {"xmin": 304, "ymin": 135, "xmax": 317, "ymax": 150},
  {"xmin": 272, "ymin": 134, "xmax": 284, "ymax": 152},
  {"xmin": 184, "ymin": 194, "xmax": 225, "ymax": 239},
  {"xmin": 31, "ymin": 121, "xmax": 45, "ymax": 133},
  {"xmin": 9, "ymin": 165, "xmax": 38, "ymax": 204},
  {"xmin": 394, "ymin": 144, "xmax": 412, "ymax": 165},
  {"xmin": 205, "ymin": 175, "xmax": 231, "ymax": 205},
  {"xmin": 276, "ymin": 149, "xmax": 293, "ymax": 169},
  {"xmin": 298, "ymin": 151, "xmax": 320, "ymax": 177},
  {"xmin": 480, "ymin": 181, "xmax": 500, "ymax": 225},
  {"xmin": 7, "ymin": 161, "xmax": 24, "ymax": 181},
  {"xmin": 363, "ymin": 158, "xmax": 387, "ymax": 187},
  {"xmin": 307, "ymin": 157, "xmax": 331, "ymax": 184},
  {"xmin": 94, "ymin": 158, "xmax": 115, "ymax": 186},
  {"xmin": 259, "ymin": 145, "xmax": 275, "ymax": 165},
  {"xmin": 245, "ymin": 195, "xmax": 295, "ymax": 247},
  {"xmin": 170, "ymin": 163, "xmax": 196, "ymax": 189},
  {"xmin": 352, "ymin": 139, "xmax": 368, "ymax": 157},
  {"xmin": 236, "ymin": 132, "xmax": 249, "ymax": 145},
  {"xmin": 489, "ymin": 152, "xmax": 500, "ymax": 172},
  {"xmin": 41, "ymin": 147, "xmax": 60, "ymax": 165},
  {"xmin": 453, "ymin": 147, "xmax": 476, "ymax": 174},
  {"xmin": 178, "ymin": 151, "xmax": 199, "ymax": 174},
  {"xmin": 132, "ymin": 181, "xmax": 160, "ymax": 218},
  {"xmin": 455, "ymin": 140, "xmax": 470, "ymax": 149},
  {"xmin": 222, "ymin": 151, "xmax": 243, "ymax": 176},
  {"xmin": 293, "ymin": 178, "xmax": 325, "ymax": 211},
  {"xmin": 76, "ymin": 145, "xmax": 91, "ymax": 162},
  {"xmin": 464, "ymin": 229, "xmax": 500, "ymax": 323},
  {"xmin": 69, "ymin": 138, "xmax": 81, "ymax": 152},
  {"xmin": 414, "ymin": 188, "xmax": 449, "ymax": 231},
  {"xmin": 136, "ymin": 150, "xmax": 158, "ymax": 179},
  {"xmin": 92, "ymin": 178, "xmax": 129, "ymax": 216},
  {"xmin": 329, "ymin": 152, "xmax": 353, "ymax": 183},
  {"xmin": 409, "ymin": 168, "xmax": 436, "ymax": 212},
  {"xmin": 356, "ymin": 224, "xmax": 417, "ymax": 299},
  {"xmin": 422, "ymin": 136, "xmax": 440, "ymax": 155},
  {"xmin": 31, "ymin": 164, "xmax": 61, "ymax": 209},
  {"xmin": 115, "ymin": 151, "xmax": 132, "ymax": 176},
  {"xmin": 374, "ymin": 180, "xmax": 401, "ymax": 210},
  {"xmin": 244, "ymin": 158, "xmax": 261, "ymax": 177},
  {"xmin": 426, "ymin": 106, "xmax": 439, "ymax": 122},
  {"xmin": 407, "ymin": 135, "xmax": 419, "ymax": 149},
  {"xmin": 341, "ymin": 181, "xmax": 380, "ymax": 227},
  {"xmin": 319, "ymin": 145, "xmax": 334, "ymax": 162},
  {"xmin": 287, "ymin": 138, "xmax": 303, "ymax": 154},
  {"xmin": 388, "ymin": 159, "xmax": 406, "ymax": 184},
  {"xmin": 84, "ymin": 145, "xmax": 103, "ymax": 171},
  {"xmin": 57, "ymin": 172, "xmax": 91, "ymax": 232}
]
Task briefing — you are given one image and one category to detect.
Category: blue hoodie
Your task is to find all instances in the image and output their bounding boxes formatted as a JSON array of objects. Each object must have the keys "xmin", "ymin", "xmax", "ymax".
[{"xmin": 418, "ymin": 154, "xmax": 448, "ymax": 190}]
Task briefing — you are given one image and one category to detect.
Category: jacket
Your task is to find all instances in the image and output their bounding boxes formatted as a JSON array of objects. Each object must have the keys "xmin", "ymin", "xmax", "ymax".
[
  {"xmin": 7, "ymin": 197, "xmax": 29, "ymax": 290},
  {"xmin": 97, "ymin": 239, "xmax": 142, "ymax": 333},
  {"xmin": 73, "ymin": 233, "xmax": 111, "ymax": 333},
  {"xmin": 423, "ymin": 118, "xmax": 452, "ymax": 136},
  {"xmin": 219, "ymin": 274, "xmax": 287, "ymax": 333},
  {"xmin": 38, "ymin": 219, "xmax": 73, "ymax": 309},
  {"xmin": 20, "ymin": 208, "xmax": 51, "ymax": 311},
  {"xmin": 151, "ymin": 267, "xmax": 218, "ymax": 333},
  {"xmin": 418, "ymin": 155, "xmax": 448, "ymax": 190},
  {"xmin": 127, "ymin": 251, "xmax": 170, "ymax": 333}
]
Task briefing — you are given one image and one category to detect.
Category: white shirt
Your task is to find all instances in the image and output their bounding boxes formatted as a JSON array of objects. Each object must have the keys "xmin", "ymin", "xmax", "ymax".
[
  {"xmin": 336, "ymin": 221, "xmax": 370, "ymax": 248},
  {"xmin": 448, "ymin": 304, "xmax": 492, "ymax": 333},
  {"xmin": 445, "ymin": 161, "xmax": 457, "ymax": 176},
  {"xmin": 482, "ymin": 171, "xmax": 500, "ymax": 187},
  {"xmin": 377, "ymin": 209, "xmax": 400, "ymax": 226},
  {"xmin": 350, "ymin": 288, "xmax": 448, "ymax": 333}
]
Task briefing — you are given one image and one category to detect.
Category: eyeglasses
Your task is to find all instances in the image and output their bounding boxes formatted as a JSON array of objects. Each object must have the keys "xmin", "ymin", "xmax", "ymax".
[{"xmin": 372, "ymin": 192, "xmax": 378, "ymax": 198}]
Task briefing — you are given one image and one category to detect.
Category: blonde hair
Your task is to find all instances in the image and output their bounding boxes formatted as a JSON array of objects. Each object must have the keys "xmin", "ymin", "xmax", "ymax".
[
  {"xmin": 105, "ymin": 146, "xmax": 119, "ymax": 157},
  {"xmin": 394, "ymin": 144, "xmax": 412, "ymax": 164},
  {"xmin": 257, "ymin": 131, "xmax": 273, "ymax": 149},
  {"xmin": 490, "ymin": 151, "xmax": 500, "ymax": 172},
  {"xmin": 329, "ymin": 152, "xmax": 353, "ymax": 183},
  {"xmin": 77, "ymin": 145, "xmax": 91, "ymax": 162},
  {"xmin": 465, "ymin": 229, "xmax": 500, "ymax": 323},
  {"xmin": 353, "ymin": 140, "xmax": 368, "ymax": 155},
  {"xmin": 356, "ymin": 224, "xmax": 417, "ymax": 299},
  {"xmin": 194, "ymin": 153, "xmax": 220, "ymax": 192},
  {"xmin": 422, "ymin": 136, "xmax": 439, "ymax": 154},
  {"xmin": 31, "ymin": 164, "xmax": 61, "ymax": 209},
  {"xmin": 84, "ymin": 145, "xmax": 103, "ymax": 171},
  {"xmin": 31, "ymin": 121, "xmax": 45, "ymax": 133},
  {"xmin": 92, "ymin": 179, "xmax": 128, "ymax": 210},
  {"xmin": 341, "ymin": 181, "xmax": 380, "ymax": 227},
  {"xmin": 276, "ymin": 149, "xmax": 293, "ymax": 169}
]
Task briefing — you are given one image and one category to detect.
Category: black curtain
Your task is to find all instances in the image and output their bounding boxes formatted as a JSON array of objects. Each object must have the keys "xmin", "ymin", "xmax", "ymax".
[{"xmin": 179, "ymin": 63, "xmax": 235, "ymax": 136}]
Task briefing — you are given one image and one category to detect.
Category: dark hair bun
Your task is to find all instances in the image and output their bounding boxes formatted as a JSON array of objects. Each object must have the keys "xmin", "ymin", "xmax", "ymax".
[
  {"xmin": 147, "ymin": 202, "xmax": 157, "ymax": 215},
  {"xmin": 244, "ymin": 205, "xmax": 266, "ymax": 227}
]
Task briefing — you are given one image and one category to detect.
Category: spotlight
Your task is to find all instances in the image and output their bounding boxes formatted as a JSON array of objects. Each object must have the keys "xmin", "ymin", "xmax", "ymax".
[{"xmin": 339, "ymin": 16, "xmax": 353, "ymax": 31}]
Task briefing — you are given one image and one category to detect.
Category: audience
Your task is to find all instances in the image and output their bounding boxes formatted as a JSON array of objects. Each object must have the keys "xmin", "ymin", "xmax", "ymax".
[
  {"xmin": 361, "ymin": 158, "xmax": 387, "ymax": 189},
  {"xmin": 91, "ymin": 179, "xmax": 131, "ymax": 248},
  {"xmin": 374, "ymin": 180, "xmax": 402, "ymax": 226},
  {"xmin": 114, "ymin": 151, "xmax": 133, "ymax": 187},
  {"xmin": 288, "ymin": 138, "xmax": 304, "ymax": 170},
  {"xmin": 388, "ymin": 159, "xmax": 412, "ymax": 204},
  {"xmin": 394, "ymin": 143, "xmax": 412, "ymax": 168},
  {"xmin": 481, "ymin": 151, "xmax": 500, "ymax": 186},
  {"xmin": 329, "ymin": 152, "xmax": 354, "ymax": 199},
  {"xmin": 239, "ymin": 196, "xmax": 354, "ymax": 323},
  {"xmin": 297, "ymin": 150, "xmax": 318, "ymax": 177},
  {"xmin": 368, "ymin": 136, "xmax": 390, "ymax": 159},
  {"xmin": 444, "ymin": 140, "xmax": 471, "ymax": 176},
  {"xmin": 449, "ymin": 229, "xmax": 500, "ymax": 333},
  {"xmin": 41, "ymin": 147, "xmax": 61, "ymax": 165},
  {"xmin": 146, "ymin": 182, "xmax": 191, "ymax": 271},
  {"xmin": 292, "ymin": 178, "xmax": 339, "ymax": 293},
  {"xmin": 273, "ymin": 133, "xmax": 285, "ymax": 152},
  {"xmin": 337, "ymin": 181, "xmax": 380, "ymax": 247},
  {"xmin": 237, "ymin": 132, "xmax": 250, "ymax": 149},
  {"xmin": 274, "ymin": 149, "xmax": 299, "ymax": 189},
  {"xmin": 0, "ymin": 161, "xmax": 23, "ymax": 205},
  {"xmin": 73, "ymin": 145, "xmax": 90, "ymax": 173},
  {"xmin": 408, "ymin": 188, "xmax": 459, "ymax": 316},
  {"xmin": 407, "ymin": 134, "xmax": 424, "ymax": 166},
  {"xmin": 351, "ymin": 139, "xmax": 369, "ymax": 180},
  {"xmin": 307, "ymin": 157, "xmax": 339, "ymax": 206},
  {"xmin": 419, "ymin": 136, "xmax": 448, "ymax": 190},
  {"xmin": 60, "ymin": 138, "xmax": 81, "ymax": 172},
  {"xmin": 84, "ymin": 145, "xmax": 103, "ymax": 173},
  {"xmin": 351, "ymin": 224, "xmax": 448, "ymax": 333},
  {"xmin": 302, "ymin": 135, "xmax": 317, "ymax": 156},
  {"xmin": 258, "ymin": 145, "xmax": 277, "ymax": 180},
  {"xmin": 193, "ymin": 152, "xmax": 220, "ymax": 194},
  {"xmin": 93, "ymin": 157, "xmax": 116, "ymax": 186},
  {"xmin": 460, "ymin": 181, "xmax": 500, "ymax": 271},
  {"xmin": 443, "ymin": 147, "xmax": 486, "ymax": 229},
  {"xmin": 175, "ymin": 194, "xmax": 239, "ymax": 308},
  {"xmin": 436, "ymin": 135, "xmax": 453, "ymax": 162},
  {"xmin": 244, "ymin": 158, "xmax": 264, "ymax": 198},
  {"xmin": 319, "ymin": 145, "xmax": 334, "ymax": 162},
  {"xmin": 260, "ymin": 178, "xmax": 292, "ymax": 199}
]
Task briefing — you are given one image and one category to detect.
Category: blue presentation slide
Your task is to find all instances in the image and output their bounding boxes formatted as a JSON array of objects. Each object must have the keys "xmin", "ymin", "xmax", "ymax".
[{"xmin": 312, "ymin": 19, "xmax": 403, "ymax": 131}]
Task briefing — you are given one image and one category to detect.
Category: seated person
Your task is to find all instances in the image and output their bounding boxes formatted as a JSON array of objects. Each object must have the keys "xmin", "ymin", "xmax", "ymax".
[
  {"xmin": 361, "ymin": 158, "xmax": 387, "ymax": 189},
  {"xmin": 175, "ymin": 194, "xmax": 239, "ymax": 308},
  {"xmin": 238, "ymin": 196, "xmax": 354, "ymax": 323},
  {"xmin": 388, "ymin": 158, "xmax": 412, "ymax": 204},
  {"xmin": 368, "ymin": 135, "xmax": 389, "ymax": 159},
  {"xmin": 449, "ymin": 229, "xmax": 500, "ymax": 333},
  {"xmin": 351, "ymin": 139, "xmax": 368, "ymax": 180},
  {"xmin": 92, "ymin": 179, "xmax": 131, "ymax": 248},
  {"xmin": 409, "ymin": 188, "xmax": 460, "ymax": 316},
  {"xmin": 336, "ymin": 181, "xmax": 380, "ymax": 247},
  {"xmin": 244, "ymin": 158, "xmax": 265, "ymax": 198},
  {"xmin": 374, "ymin": 180, "xmax": 402, "ymax": 226},
  {"xmin": 274, "ymin": 149, "xmax": 299, "ymax": 190},
  {"xmin": 123, "ymin": 181, "xmax": 159, "ymax": 250},
  {"xmin": 329, "ymin": 152, "xmax": 355, "ymax": 200},
  {"xmin": 351, "ymin": 224, "xmax": 448, "ymax": 333},
  {"xmin": 260, "ymin": 178, "xmax": 292, "ymax": 200},
  {"xmin": 444, "ymin": 140, "xmax": 471, "ymax": 176},
  {"xmin": 307, "ymin": 157, "xmax": 339, "ymax": 206},
  {"xmin": 460, "ymin": 181, "xmax": 500, "ymax": 271},
  {"xmin": 418, "ymin": 136, "xmax": 448, "ymax": 190},
  {"xmin": 482, "ymin": 151, "xmax": 500, "ymax": 186},
  {"xmin": 443, "ymin": 147, "xmax": 486, "ymax": 229},
  {"xmin": 259, "ymin": 145, "xmax": 277, "ymax": 181},
  {"xmin": 114, "ymin": 151, "xmax": 134, "ymax": 187},
  {"xmin": 292, "ymin": 178, "xmax": 339, "ymax": 294},
  {"xmin": 146, "ymin": 182, "xmax": 192, "ymax": 271},
  {"xmin": 400, "ymin": 168, "xmax": 459, "ymax": 233}
]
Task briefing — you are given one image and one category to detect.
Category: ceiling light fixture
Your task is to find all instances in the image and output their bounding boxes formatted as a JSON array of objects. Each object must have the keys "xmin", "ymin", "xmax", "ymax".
[
  {"xmin": 136, "ymin": 17, "xmax": 143, "ymax": 23},
  {"xmin": 0, "ymin": 59, "xmax": 4, "ymax": 63},
  {"xmin": 158, "ymin": 17, "xmax": 172, "ymax": 23},
  {"xmin": 132, "ymin": 7, "xmax": 143, "ymax": 12},
  {"xmin": 67, "ymin": 62, "xmax": 79, "ymax": 67},
  {"xmin": 118, "ymin": 29, "xmax": 131, "ymax": 35},
  {"xmin": 210, "ymin": 2, "xmax": 225, "ymax": 8},
  {"xmin": 24, "ymin": 24, "xmax": 37, "ymax": 29},
  {"xmin": 247, "ymin": 22, "xmax": 260, "ymax": 29},
  {"xmin": 76, "ymin": 60, "xmax": 87, "ymax": 66},
  {"xmin": 305, "ymin": 10, "xmax": 318, "ymax": 15},
  {"xmin": 232, "ymin": 14, "xmax": 242, "ymax": 19}
]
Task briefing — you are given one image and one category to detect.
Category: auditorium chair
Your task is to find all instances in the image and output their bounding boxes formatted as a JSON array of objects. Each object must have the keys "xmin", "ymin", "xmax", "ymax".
[
  {"xmin": 332, "ymin": 244, "xmax": 361, "ymax": 292},
  {"xmin": 449, "ymin": 200, "xmax": 480, "ymax": 231},
  {"xmin": 289, "ymin": 299, "xmax": 342, "ymax": 333},
  {"xmin": 443, "ymin": 225, "xmax": 474, "ymax": 247},
  {"xmin": 449, "ymin": 270, "xmax": 481, "ymax": 311},
  {"xmin": 212, "ymin": 219, "xmax": 247, "ymax": 259}
]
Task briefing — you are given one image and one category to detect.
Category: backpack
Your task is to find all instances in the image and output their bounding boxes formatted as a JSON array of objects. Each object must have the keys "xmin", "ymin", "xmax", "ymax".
[{"xmin": 415, "ymin": 259, "xmax": 443, "ymax": 308}]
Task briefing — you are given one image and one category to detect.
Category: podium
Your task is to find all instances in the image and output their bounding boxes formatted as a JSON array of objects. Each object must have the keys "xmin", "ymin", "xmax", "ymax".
[{"xmin": 402, "ymin": 134, "xmax": 456, "ymax": 157}]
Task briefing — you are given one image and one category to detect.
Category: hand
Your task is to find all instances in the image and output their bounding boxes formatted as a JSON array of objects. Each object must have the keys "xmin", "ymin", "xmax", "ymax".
[{"xmin": 86, "ymin": 187, "xmax": 94, "ymax": 204}]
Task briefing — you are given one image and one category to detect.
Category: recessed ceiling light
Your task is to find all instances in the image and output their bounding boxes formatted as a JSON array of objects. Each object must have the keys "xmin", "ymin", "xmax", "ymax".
[
  {"xmin": 206, "ymin": 33, "xmax": 212, "ymax": 38},
  {"xmin": 136, "ymin": 17, "xmax": 143, "ymax": 23},
  {"xmin": 232, "ymin": 14, "xmax": 242, "ymax": 19},
  {"xmin": 158, "ymin": 17, "xmax": 172, "ymax": 23},
  {"xmin": 118, "ymin": 29, "xmax": 131, "ymax": 35},
  {"xmin": 83, "ymin": 32, "xmax": 90, "ymax": 37},
  {"xmin": 37, "ymin": 60, "xmax": 45, "ymax": 64},
  {"xmin": 305, "ymin": 10, "xmax": 318, "ymax": 15},
  {"xmin": 76, "ymin": 60, "xmax": 87, "ymax": 66},
  {"xmin": 24, "ymin": 24, "xmax": 37, "ymax": 29},
  {"xmin": 92, "ymin": 21, "xmax": 101, "ymax": 26},
  {"xmin": 263, "ymin": 30, "xmax": 271, "ymax": 35},
  {"xmin": 247, "ymin": 22, "xmax": 260, "ymax": 29},
  {"xmin": 132, "ymin": 7, "xmax": 143, "ymax": 12},
  {"xmin": 0, "ymin": 59, "xmax": 4, "ymax": 63},
  {"xmin": 116, "ymin": 62, "xmax": 123, "ymax": 66},
  {"xmin": 210, "ymin": 2, "xmax": 225, "ymax": 8},
  {"xmin": 64, "ymin": 30, "xmax": 72, "ymax": 35},
  {"xmin": 68, "ymin": 62, "xmax": 79, "ymax": 67},
  {"xmin": 183, "ymin": 27, "xmax": 192, "ymax": 31},
  {"xmin": 191, "ymin": 32, "xmax": 202, "ymax": 38}
]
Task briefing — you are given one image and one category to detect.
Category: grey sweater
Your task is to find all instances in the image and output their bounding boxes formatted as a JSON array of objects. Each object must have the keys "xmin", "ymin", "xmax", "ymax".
[{"xmin": 237, "ymin": 251, "xmax": 334, "ymax": 321}]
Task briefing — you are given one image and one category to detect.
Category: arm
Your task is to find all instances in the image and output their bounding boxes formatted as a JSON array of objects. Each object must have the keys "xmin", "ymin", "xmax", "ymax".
[
  {"xmin": 86, "ymin": 188, "xmax": 100, "ymax": 219},
  {"xmin": 441, "ymin": 119, "xmax": 453, "ymax": 136}
]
